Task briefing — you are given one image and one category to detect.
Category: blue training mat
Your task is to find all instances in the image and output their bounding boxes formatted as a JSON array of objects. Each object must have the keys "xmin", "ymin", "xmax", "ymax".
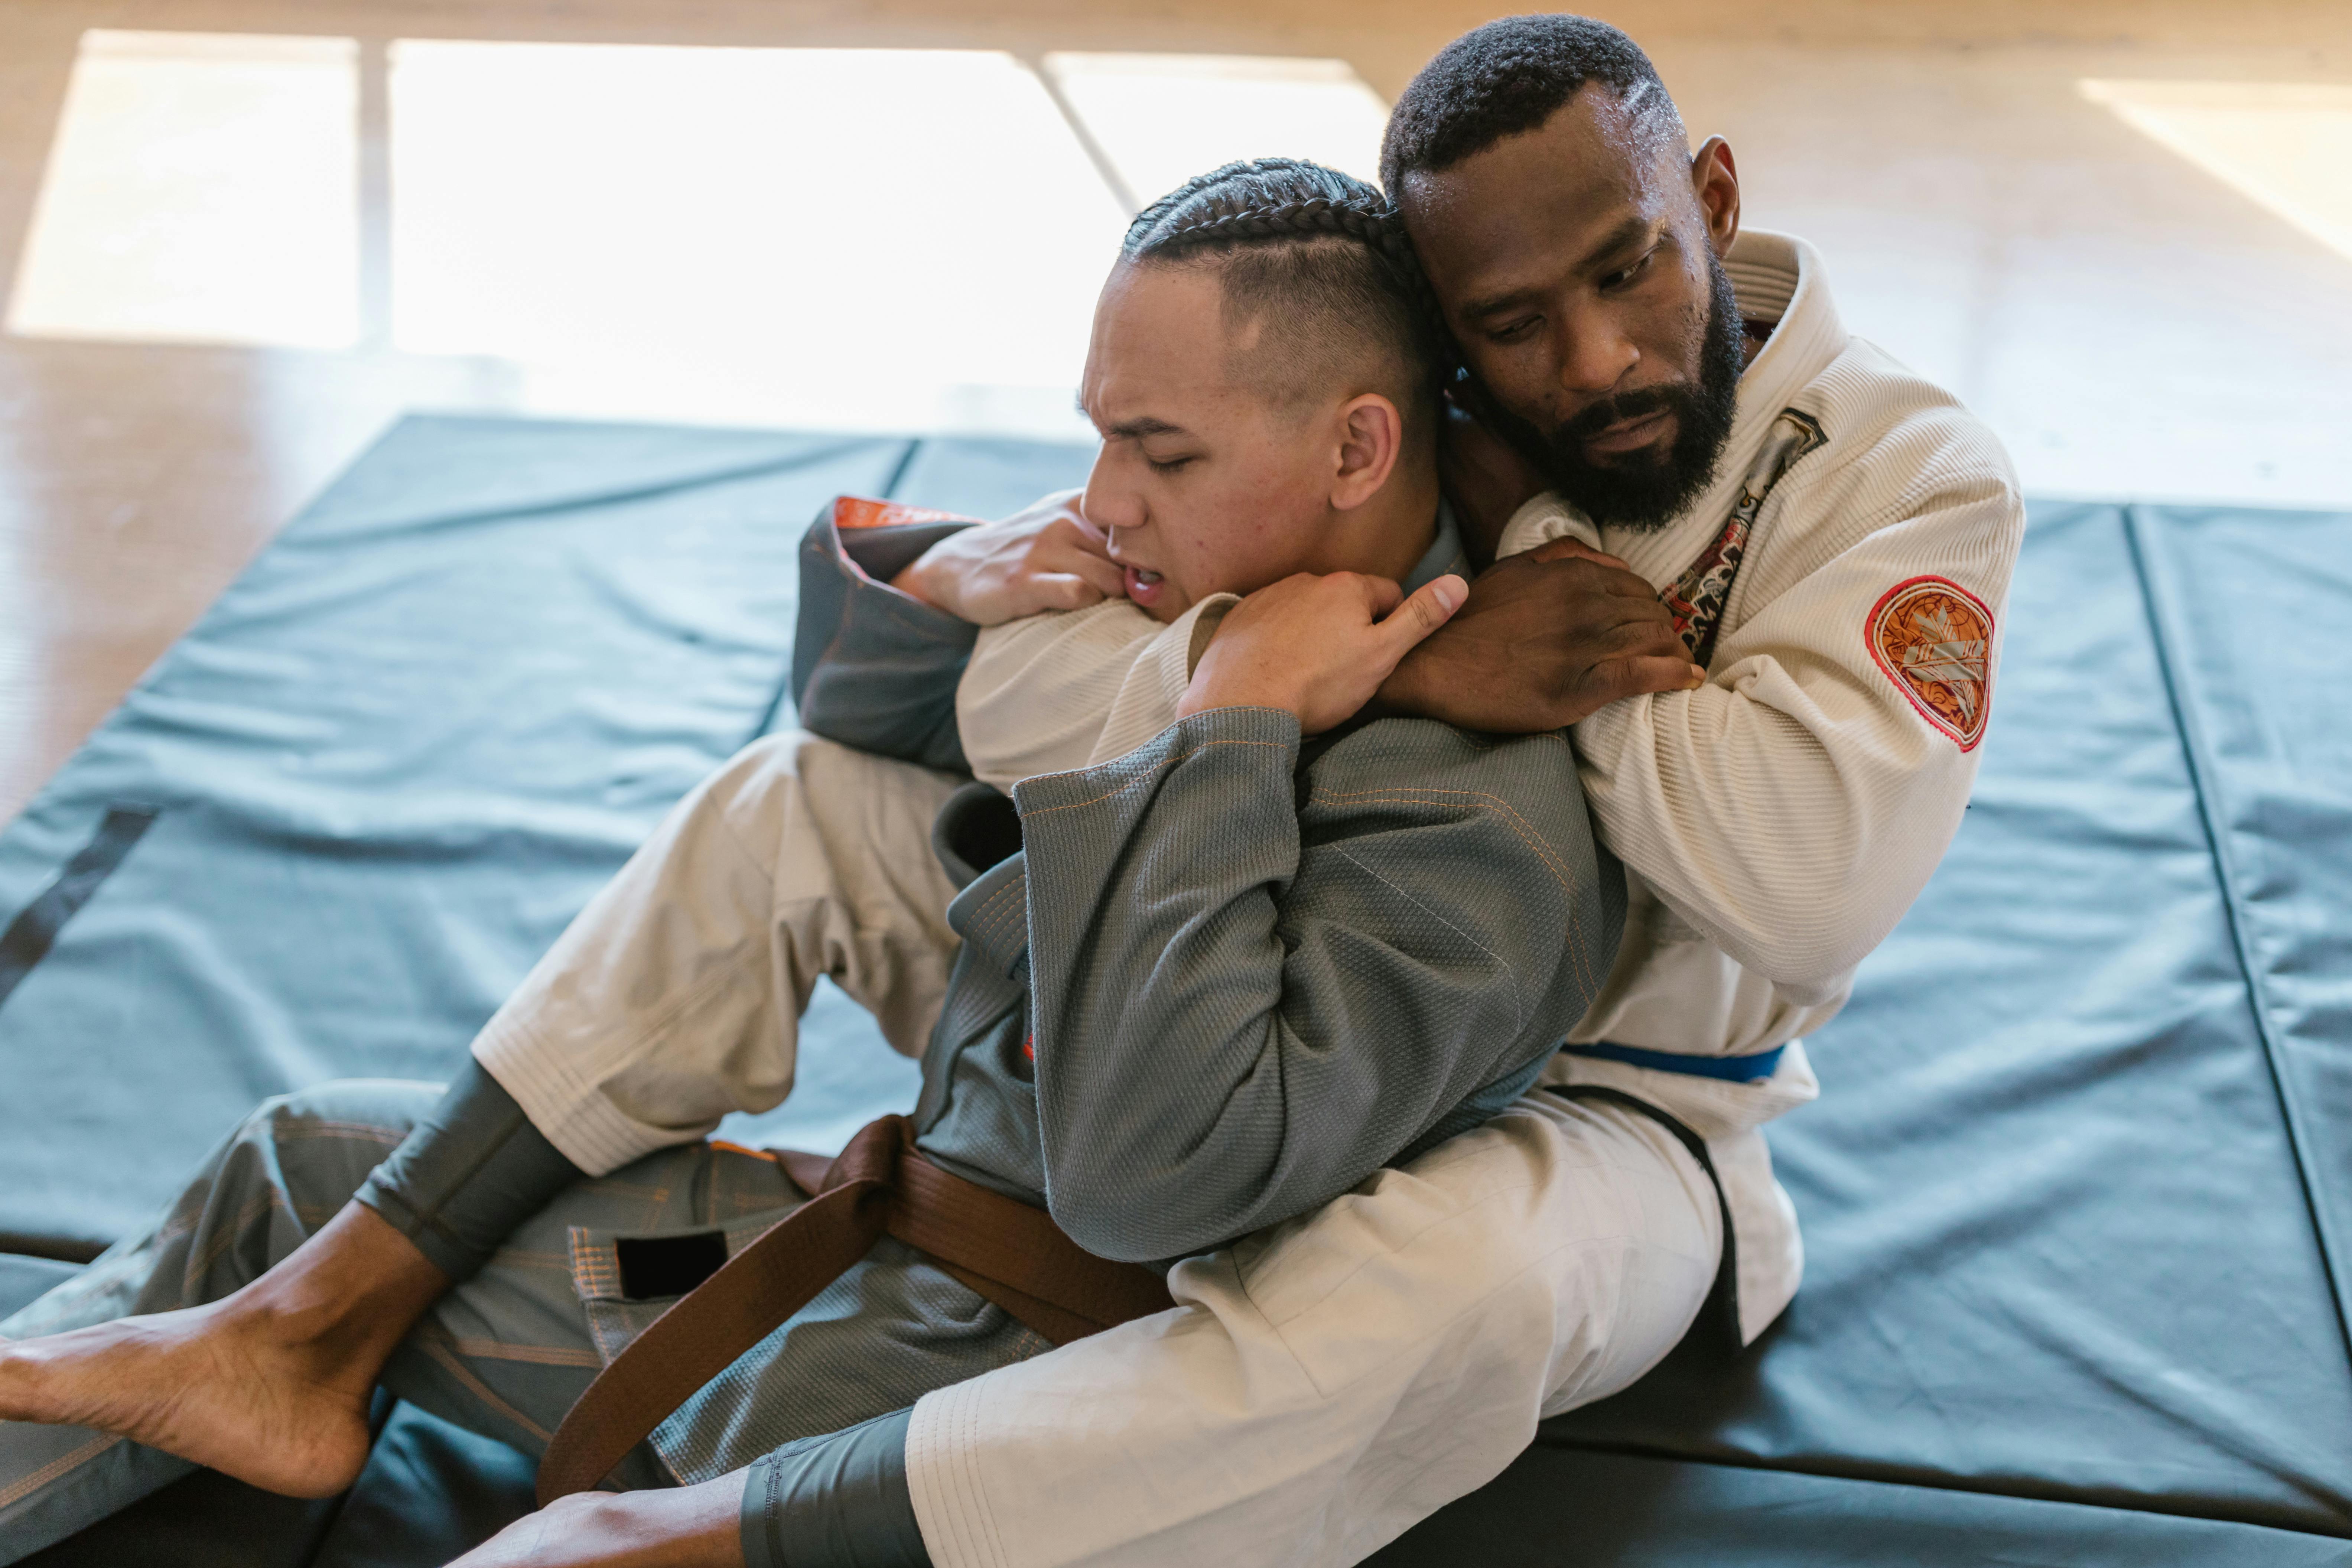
[
  {"xmin": 0, "ymin": 417, "xmax": 1093, "ymax": 1258},
  {"xmin": 3, "ymin": 416, "xmax": 2348, "ymax": 1564},
  {"xmin": 1522, "ymin": 502, "xmax": 2352, "ymax": 1545}
]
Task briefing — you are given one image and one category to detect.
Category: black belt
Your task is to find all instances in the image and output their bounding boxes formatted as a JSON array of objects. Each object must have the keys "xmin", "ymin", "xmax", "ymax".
[{"xmin": 1545, "ymin": 1084, "xmax": 1744, "ymax": 1351}]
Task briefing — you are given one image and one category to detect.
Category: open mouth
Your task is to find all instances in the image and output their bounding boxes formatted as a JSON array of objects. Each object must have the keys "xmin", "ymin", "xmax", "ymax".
[{"xmin": 1123, "ymin": 565, "xmax": 1167, "ymax": 607}]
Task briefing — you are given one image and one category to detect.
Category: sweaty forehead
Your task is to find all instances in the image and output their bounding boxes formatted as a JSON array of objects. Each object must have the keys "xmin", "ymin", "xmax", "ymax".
[{"xmin": 1399, "ymin": 89, "xmax": 1684, "ymax": 297}]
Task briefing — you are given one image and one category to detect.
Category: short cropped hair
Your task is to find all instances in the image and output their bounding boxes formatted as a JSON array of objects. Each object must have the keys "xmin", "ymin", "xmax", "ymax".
[
  {"xmin": 1122, "ymin": 158, "xmax": 1442, "ymax": 429},
  {"xmin": 1380, "ymin": 15, "xmax": 1685, "ymax": 198}
]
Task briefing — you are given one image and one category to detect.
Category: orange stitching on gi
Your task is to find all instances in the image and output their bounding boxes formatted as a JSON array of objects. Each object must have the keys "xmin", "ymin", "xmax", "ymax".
[
  {"xmin": 0, "ymin": 1433, "xmax": 124, "ymax": 1511},
  {"xmin": 488, "ymin": 1247, "xmax": 572, "ymax": 1272},
  {"xmin": 976, "ymin": 875, "xmax": 1032, "ymax": 953},
  {"xmin": 274, "ymin": 1120, "xmax": 407, "ymax": 1145},
  {"xmin": 416, "ymin": 1326, "xmax": 556, "ymax": 1442},
  {"xmin": 966, "ymin": 874, "xmax": 1029, "ymax": 951},
  {"xmin": 567, "ymin": 1227, "xmax": 619, "ymax": 1300}
]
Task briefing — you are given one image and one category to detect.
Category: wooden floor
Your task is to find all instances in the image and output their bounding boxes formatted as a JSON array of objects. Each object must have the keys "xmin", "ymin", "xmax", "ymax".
[{"xmin": 2, "ymin": 0, "xmax": 2349, "ymax": 824}]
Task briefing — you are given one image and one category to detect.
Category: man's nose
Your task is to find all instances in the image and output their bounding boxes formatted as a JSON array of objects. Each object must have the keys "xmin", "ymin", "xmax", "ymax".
[
  {"xmin": 1553, "ymin": 297, "xmax": 1641, "ymax": 402},
  {"xmin": 1080, "ymin": 447, "xmax": 1142, "ymax": 536}
]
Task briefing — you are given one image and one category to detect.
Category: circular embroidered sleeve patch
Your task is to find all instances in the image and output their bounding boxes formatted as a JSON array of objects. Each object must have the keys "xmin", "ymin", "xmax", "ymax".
[{"xmin": 1867, "ymin": 576, "xmax": 1995, "ymax": 750}]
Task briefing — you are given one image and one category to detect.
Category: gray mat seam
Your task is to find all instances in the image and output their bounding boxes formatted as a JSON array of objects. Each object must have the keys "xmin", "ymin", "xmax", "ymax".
[
  {"xmin": 0, "ymin": 804, "xmax": 160, "ymax": 1016},
  {"xmin": 1535, "ymin": 1432, "xmax": 2352, "ymax": 1541},
  {"xmin": 2121, "ymin": 502, "xmax": 2352, "ymax": 1375}
]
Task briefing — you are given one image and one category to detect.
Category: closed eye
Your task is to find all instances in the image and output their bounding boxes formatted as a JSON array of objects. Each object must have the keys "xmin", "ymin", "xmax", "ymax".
[
  {"xmin": 1146, "ymin": 454, "xmax": 1194, "ymax": 474},
  {"xmin": 1600, "ymin": 248, "xmax": 1658, "ymax": 292}
]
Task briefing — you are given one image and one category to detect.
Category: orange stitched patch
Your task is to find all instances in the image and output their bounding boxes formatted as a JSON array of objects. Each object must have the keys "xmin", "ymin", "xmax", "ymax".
[
  {"xmin": 1868, "ymin": 576, "xmax": 1994, "ymax": 750},
  {"xmin": 832, "ymin": 496, "xmax": 976, "ymax": 531}
]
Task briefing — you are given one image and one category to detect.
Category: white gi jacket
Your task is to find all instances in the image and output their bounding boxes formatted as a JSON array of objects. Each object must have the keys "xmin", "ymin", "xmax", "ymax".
[{"xmin": 954, "ymin": 230, "xmax": 2026, "ymax": 1339}]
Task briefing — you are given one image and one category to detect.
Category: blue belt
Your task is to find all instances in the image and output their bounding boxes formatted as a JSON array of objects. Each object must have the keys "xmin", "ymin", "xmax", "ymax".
[{"xmin": 1562, "ymin": 1042, "xmax": 1786, "ymax": 1083}]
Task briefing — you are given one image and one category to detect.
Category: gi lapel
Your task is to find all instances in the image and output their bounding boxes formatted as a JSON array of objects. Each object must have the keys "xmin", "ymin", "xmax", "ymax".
[{"xmin": 1659, "ymin": 409, "xmax": 1826, "ymax": 665}]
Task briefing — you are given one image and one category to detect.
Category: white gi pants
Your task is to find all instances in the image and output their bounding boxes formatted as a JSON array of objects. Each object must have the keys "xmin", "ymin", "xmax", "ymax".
[
  {"xmin": 906, "ymin": 1093, "xmax": 1720, "ymax": 1568},
  {"xmin": 471, "ymin": 731, "xmax": 967, "ymax": 1174},
  {"xmin": 472, "ymin": 731, "xmax": 1725, "ymax": 1568}
]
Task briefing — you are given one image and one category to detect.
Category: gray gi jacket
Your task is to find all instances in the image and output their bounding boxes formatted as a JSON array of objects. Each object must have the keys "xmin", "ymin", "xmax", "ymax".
[
  {"xmin": 356, "ymin": 506, "xmax": 1632, "ymax": 1496},
  {"xmin": 796, "ymin": 509, "xmax": 1627, "ymax": 1265}
]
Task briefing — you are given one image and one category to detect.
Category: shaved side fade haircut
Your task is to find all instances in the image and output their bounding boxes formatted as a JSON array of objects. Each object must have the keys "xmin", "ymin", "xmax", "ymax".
[
  {"xmin": 1379, "ymin": 14, "xmax": 1686, "ymax": 196},
  {"xmin": 1122, "ymin": 158, "xmax": 1443, "ymax": 433}
]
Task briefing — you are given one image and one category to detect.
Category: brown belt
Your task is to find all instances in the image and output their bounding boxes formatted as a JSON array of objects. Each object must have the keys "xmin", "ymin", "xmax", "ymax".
[{"xmin": 535, "ymin": 1113, "xmax": 1176, "ymax": 1504}]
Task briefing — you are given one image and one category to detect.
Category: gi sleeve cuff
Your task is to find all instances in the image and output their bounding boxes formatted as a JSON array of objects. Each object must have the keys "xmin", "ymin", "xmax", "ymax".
[
  {"xmin": 791, "ymin": 506, "xmax": 977, "ymax": 774},
  {"xmin": 353, "ymin": 1059, "xmax": 582, "ymax": 1283}
]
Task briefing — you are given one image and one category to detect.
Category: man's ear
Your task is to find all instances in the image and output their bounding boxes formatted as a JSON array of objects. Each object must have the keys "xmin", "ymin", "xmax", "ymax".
[
  {"xmin": 1691, "ymin": 136, "xmax": 1740, "ymax": 257},
  {"xmin": 1331, "ymin": 394, "xmax": 1404, "ymax": 512}
]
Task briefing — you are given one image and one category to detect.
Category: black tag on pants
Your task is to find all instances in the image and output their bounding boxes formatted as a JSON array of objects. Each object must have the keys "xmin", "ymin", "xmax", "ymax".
[{"xmin": 616, "ymin": 1230, "xmax": 730, "ymax": 1300}]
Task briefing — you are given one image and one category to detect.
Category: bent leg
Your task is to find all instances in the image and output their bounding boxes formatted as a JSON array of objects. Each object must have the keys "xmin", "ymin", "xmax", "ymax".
[
  {"xmin": 0, "ymin": 1082, "xmax": 441, "ymax": 1561},
  {"xmin": 904, "ymin": 1093, "xmax": 1721, "ymax": 1568},
  {"xmin": 376, "ymin": 1136, "xmax": 805, "ymax": 1471},
  {"xmin": 0, "ymin": 1084, "xmax": 807, "ymax": 1558},
  {"xmin": 471, "ymin": 729, "xmax": 965, "ymax": 1175}
]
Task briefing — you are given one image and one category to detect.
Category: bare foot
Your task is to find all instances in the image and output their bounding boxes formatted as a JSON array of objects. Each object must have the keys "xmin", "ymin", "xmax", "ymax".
[
  {"xmin": 0, "ymin": 1202, "xmax": 449, "ymax": 1499},
  {"xmin": 0, "ymin": 1298, "xmax": 377, "ymax": 1497}
]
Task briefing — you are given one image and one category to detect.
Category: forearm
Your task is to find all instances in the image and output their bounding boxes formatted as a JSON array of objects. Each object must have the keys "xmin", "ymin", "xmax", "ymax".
[
  {"xmin": 1016, "ymin": 711, "xmax": 1612, "ymax": 1260},
  {"xmin": 1015, "ymin": 709, "xmax": 1305, "ymax": 1260},
  {"xmin": 449, "ymin": 1409, "xmax": 926, "ymax": 1568},
  {"xmin": 957, "ymin": 602, "xmax": 1162, "ymax": 791},
  {"xmin": 451, "ymin": 1471, "xmax": 748, "ymax": 1568}
]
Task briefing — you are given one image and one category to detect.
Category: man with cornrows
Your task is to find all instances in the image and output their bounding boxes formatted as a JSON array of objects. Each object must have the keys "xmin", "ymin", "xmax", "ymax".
[
  {"xmin": 0, "ymin": 16, "xmax": 2023, "ymax": 1568},
  {"xmin": 1, "ymin": 153, "xmax": 1646, "ymax": 1565},
  {"xmin": 803, "ymin": 15, "xmax": 2023, "ymax": 1565}
]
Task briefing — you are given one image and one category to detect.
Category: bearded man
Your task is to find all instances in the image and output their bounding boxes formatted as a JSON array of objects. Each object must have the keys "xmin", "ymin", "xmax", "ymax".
[
  {"xmin": 806, "ymin": 17, "xmax": 2022, "ymax": 1565},
  {"xmin": 0, "ymin": 15, "xmax": 2020, "ymax": 1568}
]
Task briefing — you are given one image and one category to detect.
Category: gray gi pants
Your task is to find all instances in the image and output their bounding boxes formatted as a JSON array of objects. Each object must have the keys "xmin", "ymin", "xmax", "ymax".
[{"xmin": 0, "ymin": 1081, "xmax": 1044, "ymax": 1561}]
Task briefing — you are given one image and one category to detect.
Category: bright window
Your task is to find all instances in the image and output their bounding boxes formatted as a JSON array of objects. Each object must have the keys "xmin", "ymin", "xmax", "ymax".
[
  {"xmin": 2080, "ymin": 80, "xmax": 2352, "ymax": 262},
  {"xmin": 7, "ymin": 30, "xmax": 360, "ymax": 349},
  {"xmin": 1041, "ymin": 53, "xmax": 1389, "ymax": 211},
  {"xmin": 387, "ymin": 41, "xmax": 1130, "ymax": 435}
]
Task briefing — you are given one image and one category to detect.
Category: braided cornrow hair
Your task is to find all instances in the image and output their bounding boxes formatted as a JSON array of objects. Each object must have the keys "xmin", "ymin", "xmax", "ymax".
[{"xmin": 1121, "ymin": 158, "xmax": 1459, "ymax": 416}]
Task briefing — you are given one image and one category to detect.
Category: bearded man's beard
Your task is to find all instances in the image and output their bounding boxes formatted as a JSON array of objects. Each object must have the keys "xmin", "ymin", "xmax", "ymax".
[{"xmin": 1472, "ymin": 251, "xmax": 1745, "ymax": 533}]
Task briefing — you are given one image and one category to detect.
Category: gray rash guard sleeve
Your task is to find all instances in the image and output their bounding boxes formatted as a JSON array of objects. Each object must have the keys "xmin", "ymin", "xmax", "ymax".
[
  {"xmin": 1011, "ymin": 706, "xmax": 1624, "ymax": 1264},
  {"xmin": 741, "ymin": 1408, "xmax": 929, "ymax": 1568},
  {"xmin": 792, "ymin": 508, "xmax": 976, "ymax": 775},
  {"xmin": 354, "ymin": 1060, "xmax": 583, "ymax": 1282}
]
